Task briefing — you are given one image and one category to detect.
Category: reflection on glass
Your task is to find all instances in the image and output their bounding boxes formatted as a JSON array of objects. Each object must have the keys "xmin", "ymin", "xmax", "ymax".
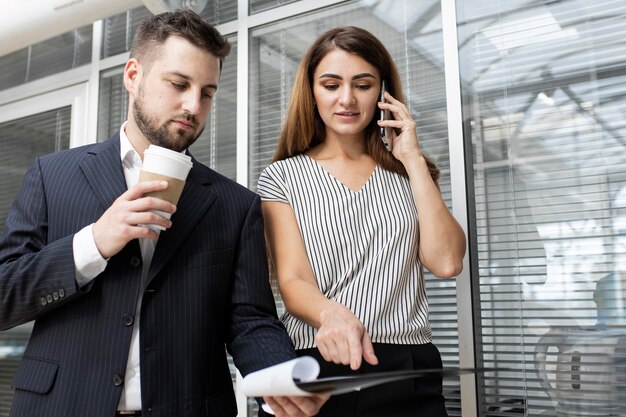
[
  {"xmin": 458, "ymin": 0, "xmax": 626, "ymax": 415},
  {"xmin": 249, "ymin": 0, "xmax": 299, "ymax": 14}
]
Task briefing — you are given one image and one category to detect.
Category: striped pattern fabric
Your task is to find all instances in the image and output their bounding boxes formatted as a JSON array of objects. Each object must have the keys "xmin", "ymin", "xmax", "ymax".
[
  {"xmin": 258, "ymin": 154, "xmax": 432, "ymax": 349},
  {"xmin": 0, "ymin": 136, "xmax": 296, "ymax": 417}
]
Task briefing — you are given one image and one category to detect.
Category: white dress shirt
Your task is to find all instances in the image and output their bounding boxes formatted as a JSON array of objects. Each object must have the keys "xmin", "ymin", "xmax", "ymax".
[{"xmin": 72, "ymin": 123, "xmax": 157, "ymax": 411}]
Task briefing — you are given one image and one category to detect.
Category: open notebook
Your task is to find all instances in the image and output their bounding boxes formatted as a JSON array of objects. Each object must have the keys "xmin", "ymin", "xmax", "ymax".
[{"xmin": 242, "ymin": 356, "xmax": 494, "ymax": 397}]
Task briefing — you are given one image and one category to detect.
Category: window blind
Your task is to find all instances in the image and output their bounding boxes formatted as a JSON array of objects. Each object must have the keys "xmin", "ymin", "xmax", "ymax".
[
  {"xmin": 0, "ymin": 108, "xmax": 71, "ymax": 417},
  {"xmin": 0, "ymin": 27, "xmax": 92, "ymax": 92},
  {"xmin": 98, "ymin": 66, "xmax": 129, "ymax": 141},
  {"xmin": 200, "ymin": 0, "xmax": 237, "ymax": 25},
  {"xmin": 189, "ymin": 39, "xmax": 238, "ymax": 180},
  {"xmin": 102, "ymin": 6, "xmax": 153, "ymax": 59},
  {"xmin": 101, "ymin": 2, "xmax": 237, "ymax": 60},
  {"xmin": 250, "ymin": 0, "xmax": 299, "ymax": 14},
  {"xmin": 458, "ymin": 0, "xmax": 626, "ymax": 415},
  {"xmin": 249, "ymin": 1, "xmax": 461, "ymax": 415}
]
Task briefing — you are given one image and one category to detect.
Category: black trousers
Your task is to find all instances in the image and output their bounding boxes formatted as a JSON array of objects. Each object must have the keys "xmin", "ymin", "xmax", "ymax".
[{"xmin": 276, "ymin": 343, "xmax": 449, "ymax": 417}]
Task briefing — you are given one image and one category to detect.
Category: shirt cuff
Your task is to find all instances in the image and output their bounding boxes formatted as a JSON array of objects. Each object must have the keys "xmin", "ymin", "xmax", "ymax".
[{"xmin": 73, "ymin": 224, "xmax": 108, "ymax": 287}]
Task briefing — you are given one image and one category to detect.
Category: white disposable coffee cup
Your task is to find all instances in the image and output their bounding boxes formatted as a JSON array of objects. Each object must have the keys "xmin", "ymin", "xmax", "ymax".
[{"xmin": 139, "ymin": 144, "xmax": 193, "ymax": 231}]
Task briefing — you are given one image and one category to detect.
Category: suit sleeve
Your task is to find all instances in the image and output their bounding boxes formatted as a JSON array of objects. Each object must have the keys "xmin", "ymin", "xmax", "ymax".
[
  {"xmin": 0, "ymin": 158, "xmax": 80, "ymax": 331},
  {"xmin": 226, "ymin": 194, "xmax": 297, "ymax": 376}
]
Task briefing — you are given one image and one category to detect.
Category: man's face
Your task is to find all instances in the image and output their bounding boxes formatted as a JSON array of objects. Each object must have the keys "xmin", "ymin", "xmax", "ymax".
[{"xmin": 129, "ymin": 36, "xmax": 221, "ymax": 152}]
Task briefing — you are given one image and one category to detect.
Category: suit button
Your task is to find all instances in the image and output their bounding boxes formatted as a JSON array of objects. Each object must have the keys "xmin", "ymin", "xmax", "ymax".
[
  {"xmin": 112, "ymin": 374, "xmax": 123, "ymax": 386},
  {"xmin": 39, "ymin": 297, "xmax": 47, "ymax": 306},
  {"xmin": 52, "ymin": 291, "xmax": 59, "ymax": 301},
  {"xmin": 46, "ymin": 294, "xmax": 53, "ymax": 303},
  {"xmin": 122, "ymin": 314, "xmax": 134, "ymax": 327},
  {"xmin": 58, "ymin": 289, "xmax": 66, "ymax": 298},
  {"xmin": 130, "ymin": 256, "xmax": 141, "ymax": 267}
]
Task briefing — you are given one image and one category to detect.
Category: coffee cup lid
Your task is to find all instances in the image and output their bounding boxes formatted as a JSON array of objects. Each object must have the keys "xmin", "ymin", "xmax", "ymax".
[{"xmin": 144, "ymin": 144, "xmax": 192, "ymax": 166}]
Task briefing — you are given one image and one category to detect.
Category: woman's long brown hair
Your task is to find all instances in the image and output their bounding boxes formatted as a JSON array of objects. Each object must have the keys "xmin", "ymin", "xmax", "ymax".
[{"xmin": 272, "ymin": 26, "xmax": 440, "ymax": 185}]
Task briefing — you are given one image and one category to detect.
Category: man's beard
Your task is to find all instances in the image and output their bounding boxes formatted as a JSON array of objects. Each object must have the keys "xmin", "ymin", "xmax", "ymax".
[{"xmin": 133, "ymin": 91, "xmax": 204, "ymax": 152}]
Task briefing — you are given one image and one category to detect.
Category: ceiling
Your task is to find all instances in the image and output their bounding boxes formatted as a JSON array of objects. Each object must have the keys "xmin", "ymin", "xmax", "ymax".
[{"xmin": 0, "ymin": 0, "xmax": 144, "ymax": 56}]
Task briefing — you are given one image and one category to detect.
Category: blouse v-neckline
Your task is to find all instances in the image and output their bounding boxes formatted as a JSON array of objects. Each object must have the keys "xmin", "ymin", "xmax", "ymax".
[{"xmin": 303, "ymin": 154, "xmax": 378, "ymax": 194}]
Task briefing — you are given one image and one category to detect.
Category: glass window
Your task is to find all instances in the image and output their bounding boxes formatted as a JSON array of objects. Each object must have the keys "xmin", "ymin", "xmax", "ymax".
[
  {"xmin": 458, "ymin": 0, "xmax": 626, "ymax": 415},
  {"xmin": 102, "ymin": 3, "xmax": 237, "ymax": 59},
  {"xmin": 0, "ymin": 49, "xmax": 28, "ymax": 90},
  {"xmin": 0, "ymin": 27, "xmax": 92, "ymax": 92},
  {"xmin": 144, "ymin": 0, "xmax": 238, "ymax": 24},
  {"xmin": 0, "ymin": 107, "xmax": 71, "ymax": 417},
  {"xmin": 102, "ymin": 6, "xmax": 154, "ymax": 58},
  {"xmin": 98, "ymin": 66, "xmax": 129, "ymax": 141},
  {"xmin": 191, "ymin": 39, "xmax": 238, "ymax": 180},
  {"xmin": 199, "ymin": 0, "xmax": 238, "ymax": 25},
  {"xmin": 248, "ymin": 0, "xmax": 461, "ymax": 414},
  {"xmin": 249, "ymin": 0, "xmax": 299, "ymax": 14}
]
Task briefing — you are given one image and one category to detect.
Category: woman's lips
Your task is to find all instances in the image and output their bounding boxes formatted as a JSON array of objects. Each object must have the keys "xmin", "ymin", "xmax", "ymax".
[{"xmin": 335, "ymin": 111, "xmax": 359, "ymax": 119}]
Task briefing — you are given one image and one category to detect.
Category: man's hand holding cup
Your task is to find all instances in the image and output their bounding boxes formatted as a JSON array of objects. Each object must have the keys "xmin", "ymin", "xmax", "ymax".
[{"xmin": 93, "ymin": 145, "xmax": 192, "ymax": 259}]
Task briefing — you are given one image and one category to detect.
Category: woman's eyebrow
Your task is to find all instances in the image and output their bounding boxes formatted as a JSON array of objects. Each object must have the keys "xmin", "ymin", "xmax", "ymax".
[{"xmin": 317, "ymin": 72, "xmax": 376, "ymax": 80}]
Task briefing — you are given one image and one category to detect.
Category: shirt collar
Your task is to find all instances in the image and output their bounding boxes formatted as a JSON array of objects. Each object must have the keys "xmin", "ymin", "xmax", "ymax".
[{"xmin": 119, "ymin": 121, "xmax": 142, "ymax": 169}]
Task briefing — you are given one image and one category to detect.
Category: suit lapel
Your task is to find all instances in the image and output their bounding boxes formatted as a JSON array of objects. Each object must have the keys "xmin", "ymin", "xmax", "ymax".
[
  {"xmin": 148, "ymin": 159, "xmax": 217, "ymax": 283},
  {"xmin": 80, "ymin": 139, "xmax": 217, "ymax": 284},
  {"xmin": 79, "ymin": 135, "xmax": 127, "ymax": 211}
]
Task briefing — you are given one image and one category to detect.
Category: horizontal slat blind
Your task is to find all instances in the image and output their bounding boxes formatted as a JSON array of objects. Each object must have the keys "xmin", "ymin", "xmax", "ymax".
[
  {"xmin": 458, "ymin": 0, "xmax": 626, "ymax": 415},
  {"xmin": 0, "ymin": 109, "xmax": 70, "ymax": 417},
  {"xmin": 101, "ymin": 1, "xmax": 237, "ymax": 56},
  {"xmin": 0, "ymin": 108, "xmax": 71, "ymax": 228},
  {"xmin": 250, "ymin": 0, "xmax": 299, "ymax": 14},
  {"xmin": 189, "ymin": 37, "xmax": 238, "ymax": 180},
  {"xmin": 102, "ymin": 6, "xmax": 153, "ymax": 59},
  {"xmin": 0, "ymin": 27, "xmax": 92, "ymax": 92},
  {"xmin": 201, "ymin": 0, "xmax": 237, "ymax": 24}
]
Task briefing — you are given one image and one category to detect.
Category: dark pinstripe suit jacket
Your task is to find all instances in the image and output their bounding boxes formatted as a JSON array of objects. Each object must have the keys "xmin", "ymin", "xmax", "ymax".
[{"xmin": 0, "ymin": 135, "xmax": 295, "ymax": 417}]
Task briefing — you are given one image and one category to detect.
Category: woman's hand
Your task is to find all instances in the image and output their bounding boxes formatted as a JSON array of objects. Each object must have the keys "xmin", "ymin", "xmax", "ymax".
[
  {"xmin": 377, "ymin": 91, "xmax": 423, "ymax": 167},
  {"xmin": 378, "ymin": 93, "xmax": 467, "ymax": 279},
  {"xmin": 315, "ymin": 301, "xmax": 378, "ymax": 370}
]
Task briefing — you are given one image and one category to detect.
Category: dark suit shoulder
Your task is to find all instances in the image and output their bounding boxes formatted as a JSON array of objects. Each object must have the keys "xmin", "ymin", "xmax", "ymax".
[{"xmin": 37, "ymin": 136, "xmax": 119, "ymax": 166}]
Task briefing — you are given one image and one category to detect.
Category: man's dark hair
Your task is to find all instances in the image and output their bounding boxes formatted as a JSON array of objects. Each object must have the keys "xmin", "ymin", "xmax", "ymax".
[{"xmin": 130, "ymin": 9, "xmax": 231, "ymax": 68}]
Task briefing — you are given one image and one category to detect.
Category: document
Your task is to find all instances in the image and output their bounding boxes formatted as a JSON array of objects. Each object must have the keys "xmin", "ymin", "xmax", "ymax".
[{"xmin": 242, "ymin": 356, "xmax": 487, "ymax": 397}]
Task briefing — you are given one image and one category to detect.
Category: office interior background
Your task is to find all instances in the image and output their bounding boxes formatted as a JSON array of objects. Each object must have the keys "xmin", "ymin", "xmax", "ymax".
[{"xmin": 0, "ymin": 0, "xmax": 625, "ymax": 416}]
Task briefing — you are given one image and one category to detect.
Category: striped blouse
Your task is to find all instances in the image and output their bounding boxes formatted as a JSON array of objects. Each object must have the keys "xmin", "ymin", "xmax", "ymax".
[{"xmin": 257, "ymin": 154, "xmax": 432, "ymax": 349}]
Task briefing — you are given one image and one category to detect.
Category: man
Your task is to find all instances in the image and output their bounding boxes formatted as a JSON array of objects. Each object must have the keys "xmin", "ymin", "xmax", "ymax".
[{"xmin": 0, "ymin": 10, "xmax": 325, "ymax": 417}]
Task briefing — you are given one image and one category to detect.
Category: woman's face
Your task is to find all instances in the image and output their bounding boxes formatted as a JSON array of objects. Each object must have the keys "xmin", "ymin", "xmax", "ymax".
[{"xmin": 312, "ymin": 49, "xmax": 381, "ymax": 141}]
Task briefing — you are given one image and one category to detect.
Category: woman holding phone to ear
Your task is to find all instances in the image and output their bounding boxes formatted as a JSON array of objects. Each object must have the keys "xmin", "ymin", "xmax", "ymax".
[{"xmin": 257, "ymin": 26, "xmax": 465, "ymax": 417}]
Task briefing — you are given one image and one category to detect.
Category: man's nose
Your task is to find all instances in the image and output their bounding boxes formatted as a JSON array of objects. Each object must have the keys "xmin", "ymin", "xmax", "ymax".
[{"xmin": 182, "ymin": 91, "xmax": 203, "ymax": 115}]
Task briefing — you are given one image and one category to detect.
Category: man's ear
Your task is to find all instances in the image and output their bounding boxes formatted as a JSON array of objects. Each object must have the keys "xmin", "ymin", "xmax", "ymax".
[{"xmin": 123, "ymin": 58, "xmax": 140, "ymax": 94}]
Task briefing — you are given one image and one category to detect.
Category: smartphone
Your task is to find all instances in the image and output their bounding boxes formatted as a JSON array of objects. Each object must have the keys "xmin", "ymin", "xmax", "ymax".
[{"xmin": 379, "ymin": 80, "xmax": 392, "ymax": 151}]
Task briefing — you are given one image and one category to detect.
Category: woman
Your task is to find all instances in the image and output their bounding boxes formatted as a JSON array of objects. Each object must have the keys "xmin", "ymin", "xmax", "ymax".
[{"xmin": 258, "ymin": 26, "xmax": 466, "ymax": 417}]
